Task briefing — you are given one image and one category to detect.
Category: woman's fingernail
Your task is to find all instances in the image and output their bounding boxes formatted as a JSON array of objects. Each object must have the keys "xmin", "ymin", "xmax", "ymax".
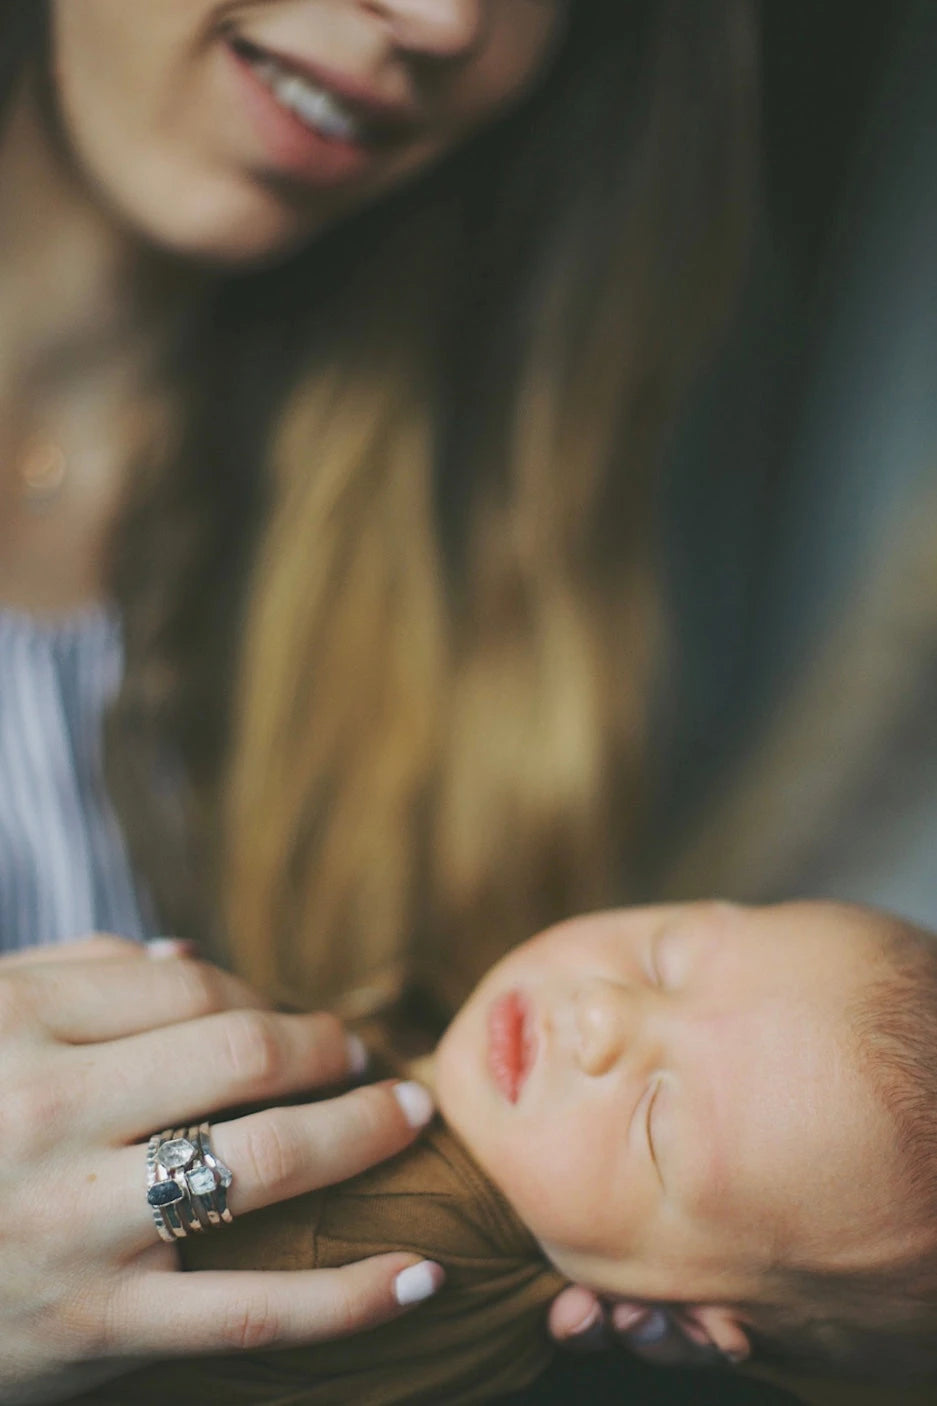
[
  {"xmin": 394, "ymin": 1260, "xmax": 445, "ymax": 1306},
  {"xmin": 146, "ymin": 937, "xmax": 197, "ymax": 960},
  {"xmin": 393, "ymin": 1081, "xmax": 435, "ymax": 1128},
  {"xmin": 345, "ymin": 1033, "xmax": 369, "ymax": 1076}
]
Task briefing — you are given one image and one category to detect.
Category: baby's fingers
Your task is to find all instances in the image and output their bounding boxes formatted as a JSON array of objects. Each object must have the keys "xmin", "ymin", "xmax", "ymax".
[
  {"xmin": 113, "ymin": 1256, "xmax": 445, "ymax": 1357},
  {"xmin": 548, "ymin": 1285, "xmax": 609, "ymax": 1349},
  {"xmin": 550, "ymin": 1290, "xmax": 724, "ymax": 1369},
  {"xmin": 611, "ymin": 1303, "xmax": 724, "ymax": 1368}
]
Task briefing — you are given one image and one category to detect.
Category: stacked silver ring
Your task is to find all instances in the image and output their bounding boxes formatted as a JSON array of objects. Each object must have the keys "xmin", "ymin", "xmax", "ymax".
[{"xmin": 146, "ymin": 1122, "xmax": 234, "ymax": 1243}]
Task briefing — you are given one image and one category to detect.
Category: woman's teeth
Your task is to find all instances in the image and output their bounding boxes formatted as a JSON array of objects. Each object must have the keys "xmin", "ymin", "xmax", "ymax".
[{"xmin": 244, "ymin": 49, "xmax": 366, "ymax": 144}]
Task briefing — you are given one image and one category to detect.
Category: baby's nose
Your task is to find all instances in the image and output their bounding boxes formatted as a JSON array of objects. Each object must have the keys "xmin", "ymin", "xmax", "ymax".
[{"xmin": 574, "ymin": 981, "xmax": 636, "ymax": 1076}]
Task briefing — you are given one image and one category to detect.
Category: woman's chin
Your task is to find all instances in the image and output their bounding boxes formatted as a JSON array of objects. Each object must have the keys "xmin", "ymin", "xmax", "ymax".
[
  {"xmin": 138, "ymin": 210, "xmax": 318, "ymax": 270},
  {"xmin": 107, "ymin": 176, "xmax": 333, "ymax": 270}
]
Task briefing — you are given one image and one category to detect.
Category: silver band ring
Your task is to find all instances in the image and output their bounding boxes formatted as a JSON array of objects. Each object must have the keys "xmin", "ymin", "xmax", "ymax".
[{"xmin": 145, "ymin": 1122, "xmax": 234, "ymax": 1242}]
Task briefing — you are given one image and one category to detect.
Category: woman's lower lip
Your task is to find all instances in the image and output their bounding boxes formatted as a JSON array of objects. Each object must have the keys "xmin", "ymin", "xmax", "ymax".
[
  {"xmin": 487, "ymin": 991, "xmax": 538, "ymax": 1104},
  {"xmin": 225, "ymin": 40, "xmax": 380, "ymax": 187}
]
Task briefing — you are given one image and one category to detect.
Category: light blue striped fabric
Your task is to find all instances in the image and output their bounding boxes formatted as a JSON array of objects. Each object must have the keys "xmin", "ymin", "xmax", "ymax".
[{"xmin": 0, "ymin": 606, "xmax": 155, "ymax": 952}]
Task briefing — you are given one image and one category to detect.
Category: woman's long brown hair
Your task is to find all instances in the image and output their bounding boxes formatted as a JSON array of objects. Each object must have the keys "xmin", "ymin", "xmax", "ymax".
[{"xmin": 0, "ymin": 1, "xmax": 759, "ymax": 1018}]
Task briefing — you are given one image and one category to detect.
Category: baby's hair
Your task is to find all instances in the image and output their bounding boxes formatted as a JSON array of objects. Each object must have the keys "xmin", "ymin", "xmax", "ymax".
[{"xmin": 744, "ymin": 917, "xmax": 937, "ymax": 1382}]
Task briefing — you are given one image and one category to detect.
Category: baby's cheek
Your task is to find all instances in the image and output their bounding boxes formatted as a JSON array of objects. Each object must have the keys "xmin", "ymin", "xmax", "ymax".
[{"xmin": 490, "ymin": 1134, "xmax": 615, "ymax": 1255}]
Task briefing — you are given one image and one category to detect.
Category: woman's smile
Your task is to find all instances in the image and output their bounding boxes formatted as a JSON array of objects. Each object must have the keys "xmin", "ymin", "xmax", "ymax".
[
  {"xmin": 224, "ymin": 31, "xmax": 387, "ymax": 186},
  {"xmin": 47, "ymin": 0, "xmax": 568, "ymax": 263}
]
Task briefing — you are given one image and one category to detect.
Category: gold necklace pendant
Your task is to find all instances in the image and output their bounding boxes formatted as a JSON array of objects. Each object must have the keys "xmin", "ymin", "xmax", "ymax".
[{"xmin": 19, "ymin": 439, "xmax": 68, "ymax": 509}]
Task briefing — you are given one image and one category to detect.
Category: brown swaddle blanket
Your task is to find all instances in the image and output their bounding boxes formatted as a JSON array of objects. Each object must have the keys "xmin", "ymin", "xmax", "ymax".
[{"xmin": 81, "ymin": 1119, "xmax": 565, "ymax": 1405}]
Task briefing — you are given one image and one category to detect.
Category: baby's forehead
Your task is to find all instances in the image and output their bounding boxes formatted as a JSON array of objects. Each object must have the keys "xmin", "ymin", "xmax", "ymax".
[
  {"xmin": 724, "ymin": 902, "xmax": 906, "ymax": 994},
  {"xmin": 757, "ymin": 899, "xmax": 907, "ymax": 952}
]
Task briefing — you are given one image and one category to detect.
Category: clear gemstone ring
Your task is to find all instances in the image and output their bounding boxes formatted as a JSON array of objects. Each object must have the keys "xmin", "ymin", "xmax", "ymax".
[
  {"xmin": 145, "ymin": 1122, "xmax": 234, "ymax": 1241},
  {"xmin": 193, "ymin": 1122, "xmax": 234, "ymax": 1225}
]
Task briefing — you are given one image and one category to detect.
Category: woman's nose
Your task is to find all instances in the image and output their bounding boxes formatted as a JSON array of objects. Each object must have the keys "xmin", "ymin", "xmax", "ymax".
[
  {"xmin": 574, "ymin": 981, "xmax": 638, "ymax": 1077},
  {"xmin": 362, "ymin": 1, "xmax": 486, "ymax": 60}
]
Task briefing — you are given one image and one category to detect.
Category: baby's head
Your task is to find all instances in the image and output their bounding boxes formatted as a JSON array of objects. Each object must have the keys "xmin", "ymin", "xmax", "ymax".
[{"xmin": 434, "ymin": 900, "xmax": 937, "ymax": 1381}]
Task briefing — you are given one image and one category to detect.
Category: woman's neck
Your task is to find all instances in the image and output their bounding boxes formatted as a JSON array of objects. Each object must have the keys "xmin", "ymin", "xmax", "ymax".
[
  {"xmin": 0, "ymin": 73, "xmax": 198, "ymax": 391},
  {"xmin": 0, "ymin": 72, "xmax": 207, "ymax": 615}
]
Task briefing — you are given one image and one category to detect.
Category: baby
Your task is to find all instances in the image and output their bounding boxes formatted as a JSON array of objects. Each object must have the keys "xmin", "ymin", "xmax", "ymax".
[
  {"xmin": 77, "ymin": 900, "xmax": 937, "ymax": 1403},
  {"xmin": 433, "ymin": 899, "xmax": 937, "ymax": 1386}
]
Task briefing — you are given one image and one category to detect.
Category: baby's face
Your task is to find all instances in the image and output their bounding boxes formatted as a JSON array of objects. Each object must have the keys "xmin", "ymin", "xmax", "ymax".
[{"xmin": 435, "ymin": 901, "xmax": 910, "ymax": 1316}]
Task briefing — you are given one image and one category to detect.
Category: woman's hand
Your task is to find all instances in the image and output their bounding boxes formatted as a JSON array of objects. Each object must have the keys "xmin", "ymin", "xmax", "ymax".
[
  {"xmin": 0, "ymin": 937, "xmax": 441, "ymax": 1405},
  {"xmin": 549, "ymin": 1285, "xmax": 727, "ymax": 1369}
]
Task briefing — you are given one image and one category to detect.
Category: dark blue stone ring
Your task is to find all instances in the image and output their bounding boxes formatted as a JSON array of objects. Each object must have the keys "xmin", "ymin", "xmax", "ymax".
[{"xmin": 145, "ymin": 1124, "xmax": 234, "ymax": 1243}]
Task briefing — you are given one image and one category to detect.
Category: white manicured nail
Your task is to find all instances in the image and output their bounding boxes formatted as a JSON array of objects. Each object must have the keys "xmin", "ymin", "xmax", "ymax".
[
  {"xmin": 345, "ymin": 1033, "xmax": 369, "ymax": 1076},
  {"xmin": 146, "ymin": 938, "xmax": 190, "ymax": 960},
  {"xmin": 392, "ymin": 1080, "xmax": 435, "ymax": 1128},
  {"xmin": 394, "ymin": 1260, "xmax": 444, "ymax": 1306}
]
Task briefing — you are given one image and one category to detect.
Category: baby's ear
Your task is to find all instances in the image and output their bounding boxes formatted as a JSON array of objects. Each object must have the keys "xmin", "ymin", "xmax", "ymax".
[{"xmin": 677, "ymin": 1304, "xmax": 751, "ymax": 1364}]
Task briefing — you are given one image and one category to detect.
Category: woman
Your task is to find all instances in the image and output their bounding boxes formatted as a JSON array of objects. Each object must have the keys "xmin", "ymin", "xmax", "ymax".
[{"xmin": 0, "ymin": 1, "xmax": 758, "ymax": 1400}]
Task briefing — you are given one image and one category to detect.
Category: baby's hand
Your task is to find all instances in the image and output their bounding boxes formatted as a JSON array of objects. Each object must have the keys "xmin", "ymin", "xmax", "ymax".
[{"xmin": 548, "ymin": 1286, "xmax": 727, "ymax": 1368}]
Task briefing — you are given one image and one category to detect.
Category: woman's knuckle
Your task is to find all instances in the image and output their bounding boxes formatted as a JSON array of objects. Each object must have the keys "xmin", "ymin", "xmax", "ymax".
[
  {"xmin": 240, "ymin": 1111, "xmax": 298, "ymax": 1194},
  {"xmin": 221, "ymin": 1010, "xmax": 283, "ymax": 1088},
  {"xmin": 55, "ymin": 1281, "xmax": 112, "ymax": 1359},
  {"xmin": 221, "ymin": 1295, "xmax": 281, "ymax": 1351},
  {"xmin": 176, "ymin": 960, "xmax": 227, "ymax": 1018},
  {"xmin": 2, "ymin": 1077, "xmax": 71, "ymax": 1160},
  {"xmin": 353, "ymin": 1083, "xmax": 394, "ymax": 1138},
  {"xmin": 330, "ymin": 1277, "xmax": 370, "ymax": 1337}
]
